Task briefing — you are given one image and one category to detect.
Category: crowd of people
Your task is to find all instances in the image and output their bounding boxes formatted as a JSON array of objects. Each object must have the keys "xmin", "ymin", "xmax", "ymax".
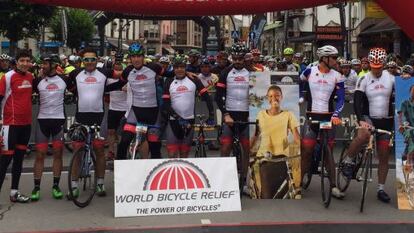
[{"xmin": 0, "ymin": 40, "xmax": 413, "ymax": 205}]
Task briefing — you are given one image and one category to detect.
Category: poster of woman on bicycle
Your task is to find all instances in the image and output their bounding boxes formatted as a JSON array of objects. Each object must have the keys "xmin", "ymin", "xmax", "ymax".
[
  {"xmin": 395, "ymin": 76, "xmax": 414, "ymax": 210},
  {"xmin": 248, "ymin": 71, "xmax": 301, "ymax": 199}
]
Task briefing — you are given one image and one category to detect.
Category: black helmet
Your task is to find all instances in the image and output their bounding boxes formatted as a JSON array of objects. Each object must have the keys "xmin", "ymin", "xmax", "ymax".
[
  {"xmin": 41, "ymin": 53, "xmax": 60, "ymax": 65},
  {"xmin": 200, "ymin": 58, "xmax": 210, "ymax": 66},
  {"xmin": 115, "ymin": 52, "xmax": 124, "ymax": 62},
  {"xmin": 172, "ymin": 56, "xmax": 187, "ymax": 67},
  {"xmin": 68, "ymin": 124, "xmax": 87, "ymax": 142},
  {"xmin": 231, "ymin": 43, "xmax": 247, "ymax": 56}
]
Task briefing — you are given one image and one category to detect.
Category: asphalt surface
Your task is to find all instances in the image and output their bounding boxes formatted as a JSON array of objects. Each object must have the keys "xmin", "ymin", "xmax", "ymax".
[{"xmin": 0, "ymin": 147, "xmax": 410, "ymax": 233}]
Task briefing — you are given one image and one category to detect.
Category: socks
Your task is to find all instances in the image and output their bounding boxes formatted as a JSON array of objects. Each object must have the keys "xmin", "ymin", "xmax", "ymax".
[
  {"xmin": 53, "ymin": 177, "xmax": 60, "ymax": 188},
  {"xmin": 377, "ymin": 184, "xmax": 385, "ymax": 192},
  {"xmin": 97, "ymin": 178, "xmax": 104, "ymax": 185},
  {"xmin": 10, "ymin": 189, "xmax": 18, "ymax": 196}
]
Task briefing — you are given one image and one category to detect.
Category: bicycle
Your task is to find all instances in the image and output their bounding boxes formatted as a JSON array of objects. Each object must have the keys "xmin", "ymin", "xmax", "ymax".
[
  {"xmin": 226, "ymin": 121, "xmax": 257, "ymax": 196},
  {"xmin": 302, "ymin": 118, "xmax": 336, "ymax": 208},
  {"xmin": 193, "ymin": 114, "xmax": 217, "ymax": 158},
  {"xmin": 252, "ymin": 152, "xmax": 300, "ymax": 199},
  {"xmin": 399, "ymin": 123, "xmax": 414, "ymax": 208},
  {"xmin": 336, "ymin": 120, "xmax": 365, "ymax": 192},
  {"xmin": 127, "ymin": 122, "xmax": 159, "ymax": 160},
  {"xmin": 355, "ymin": 126, "xmax": 393, "ymax": 212},
  {"xmin": 67, "ymin": 123, "xmax": 103, "ymax": 208}
]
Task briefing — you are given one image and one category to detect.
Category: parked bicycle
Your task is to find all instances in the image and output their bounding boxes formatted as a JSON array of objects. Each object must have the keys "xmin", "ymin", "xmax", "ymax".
[
  {"xmin": 399, "ymin": 123, "xmax": 414, "ymax": 208},
  {"xmin": 193, "ymin": 114, "xmax": 218, "ymax": 158},
  {"xmin": 66, "ymin": 123, "xmax": 103, "ymax": 208},
  {"xmin": 127, "ymin": 122, "xmax": 159, "ymax": 160}
]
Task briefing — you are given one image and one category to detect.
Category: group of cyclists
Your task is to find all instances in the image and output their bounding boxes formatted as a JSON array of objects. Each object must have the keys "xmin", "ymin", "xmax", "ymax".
[{"xmin": 0, "ymin": 39, "xmax": 413, "ymax": 209}]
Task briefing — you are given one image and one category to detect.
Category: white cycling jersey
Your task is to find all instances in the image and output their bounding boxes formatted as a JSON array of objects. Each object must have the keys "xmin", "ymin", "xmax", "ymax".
[
  {"xmin": 36, "ymin": 75, "xmax": 66, "ymax": 119},
  {"xmin": 355, "ymin": 70, "xmax": 395, "ymax": 119},
  {"xmin": 106, "ymin": 78, "xmax": 128, "ymax": 111}
]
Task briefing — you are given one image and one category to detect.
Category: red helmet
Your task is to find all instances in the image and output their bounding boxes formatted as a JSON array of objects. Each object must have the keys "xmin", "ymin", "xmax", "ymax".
[
  {"xmin": 250, "ymin": 49, "xmax": 261, "ymax": 55},
  {"xmin": 368, "ymin": 48, "xmax": 387, "ymax": 68}
]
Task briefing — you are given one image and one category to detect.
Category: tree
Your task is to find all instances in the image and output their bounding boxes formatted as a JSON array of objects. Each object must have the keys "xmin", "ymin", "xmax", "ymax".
[
  {"xmin": 49, "ymin": 8, "xmax": 96, "ymax": 51},
  {"xmin": 0, "ymin": 1, "xmax": 55, "ymax": 56}
]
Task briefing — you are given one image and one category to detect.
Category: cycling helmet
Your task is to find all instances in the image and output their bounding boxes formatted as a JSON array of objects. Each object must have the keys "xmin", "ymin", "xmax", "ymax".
[
  {"xmin": 402, "ymin": 65, "xmax": 414, "ymax": 74},
  {"xmin": 159, "ymin": 56, "xmax": 170, "ymax": 64},
  {"xmin": 283, "ymin": 47, "xmax": 294, "ymax": 55},
  {"xmin": 114, "ymin": 52, "xmax": 124, "ymax": 62},
  {"xmin": 244, "ymin": 53, "xmax": 253, "ymax": 61},
  {"xmin": 294, "ymin": 52, "xmax": 303, "ymax": 58},
  {"xmin": 200, "ymin": 58, "xmax": 210, "ymax": 66},
  {"xmin": 361, "ymin": 57, "xmax": 369, "ymax": 63},
  {"xmin": 68, "ymin": 124, "xmax": 87, "ymax": 142},
  {"xmin": 172, "ymin": 56, "xmax": 187, "ymax": 67},
  {"xmin": 217, "ymin": 51, "xmax": 228, "ymax": 59},
  {"xmin": 128, "ymin": 42, "xmax": 145, "ymax": 56},
  {"xmin": 250, "ymin": 48, "xmax": 261, "ymax": 55},
  {"xmin": 41, "ymin": 53, "xmax": 60, "ymax": 65},
  {"xmin": 386, "ymin": 61, "xmax": 397, "ymax": 68},
  {"xmin": 231, "ymin": 42, "xmax": 247, "ymax": 56},
  {"xmin": 351, "ymin": 59, "xmax": 361, "ymax": 65},
  {"xmin": 316, "ymin": 45, "xmax": 338, "ymax": 58},
  {"xmin": 188, "ymin": 49, "xmax": 201, "ymax": 57},
  {"xmin": 0, "ymin": 54, "xmax": 11, "ymax": 60},
  {"xmin": 59, "ymin": 54, "xmax": 67, "ymax": 61},
  {"xmin": 68, "ymin": 55, "xmax": 80, "ymax": 62},
  {"xmin": 339, "ymin": 59, "xmax": 352, "ymax": 67},
  {"xmin": 368, "ymin": 48, "xmax": 387, "ymax": 68},
  {"xmin": 267, "ymin": 58, "xmax": 276, "ymax": 63}
]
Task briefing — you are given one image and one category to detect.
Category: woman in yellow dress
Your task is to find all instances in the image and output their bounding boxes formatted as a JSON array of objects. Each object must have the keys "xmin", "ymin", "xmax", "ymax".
[{"xmin": 250, "ymin": 85, "xmax": 301, "ymax": 199}]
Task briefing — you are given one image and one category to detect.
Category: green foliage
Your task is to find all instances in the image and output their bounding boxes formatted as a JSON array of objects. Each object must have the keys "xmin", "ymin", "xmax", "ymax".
[
  {"xmin": 0, "ymin": 1, "xmax": 55, "ymax": 54},
  {"xmin": 49, "ymin": 8, "xmax": 95, "ymax": 50}
]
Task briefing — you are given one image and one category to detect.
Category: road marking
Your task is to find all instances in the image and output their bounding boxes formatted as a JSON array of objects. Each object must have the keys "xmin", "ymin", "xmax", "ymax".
[{"xmin": 201, "ymin": 219, "xmax": 211, "ymax": 225}]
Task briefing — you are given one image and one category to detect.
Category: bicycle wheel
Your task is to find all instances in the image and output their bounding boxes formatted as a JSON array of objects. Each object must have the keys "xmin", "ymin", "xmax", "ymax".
[
  {"xmin": 406, "ymin": 170, "xmax": 414, "ymax": 208},
  {"xmin": 64, "ymin": 129, "xmax": 74, "ymax": 153},
  {"xmin": 360, "ymin": 151, "xmax": 371, "ymax": 212},
  {"xmin": 302, "ymin": 169, "xmax": 313, "ymax": 190},
  {"xmin": 320, "ymin": 144, "xmax": 332, "ymax": 208},
  {"xmin": 194, "ymin": 143, "xmax": 207, "ymax": 158},
  {"xmin": 337, "ymin": 143, "xmax": 351, "ymax": 192},
  {"xmin": 232, "ymin": 142, "xmax": 245, "ymax": 194},
  {"xmin": 67, "ymin": 148, "xmax": 97, "ymax": 208},
  {"xmin": 127, "ymin": 139, "xmax": 139, "ymax": 160}
]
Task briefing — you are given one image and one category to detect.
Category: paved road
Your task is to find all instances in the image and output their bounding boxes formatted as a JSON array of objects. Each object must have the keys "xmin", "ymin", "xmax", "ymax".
[{"xmin": 0, "ymin": 146, "xmax": 410, "ymax": 233}]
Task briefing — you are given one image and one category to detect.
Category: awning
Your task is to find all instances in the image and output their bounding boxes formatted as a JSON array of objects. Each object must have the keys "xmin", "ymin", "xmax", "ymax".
[
  {"xmin": 359, "ymin": 18, "xmax": 400, "ymax": 35},
  {"xmin": 107, "ymin": 38, "xmax": 129, "ymax": 50},
  {"xmin": 288, "ymin": 34, "xmax": 315, "ymax": 43},
  {"xmin": 162, "ymin": 44, "xmax": 175, "ymax": 54}
]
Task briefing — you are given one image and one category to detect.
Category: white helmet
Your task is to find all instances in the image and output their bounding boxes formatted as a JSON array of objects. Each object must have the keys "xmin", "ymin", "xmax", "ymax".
[
  {"xmin": 351, "ymin": 59, "xmax": 361, "ymax": 65},
  {"xmin": 316, "ymin": 45, "xmax": 338, "ymax": 58},
  {"xmin": 59, "ymin": 54, "xmax": 67, "ymax": 61},
  {"xmin": 159, "ymin": 56, "xmax": 170, "ymax": 64},
  {"xmin": 0, "ymin": 54, "xmax": 11, "ymax": 60},
  {"xmin": 68, "ymin": 55, "xmax": 80, "ymax": 62}
]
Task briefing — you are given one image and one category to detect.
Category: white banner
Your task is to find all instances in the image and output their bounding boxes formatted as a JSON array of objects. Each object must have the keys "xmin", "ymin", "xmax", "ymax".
[{"xmin": 114, "ymin": 158, "xmax": 241, "ymax": 217}]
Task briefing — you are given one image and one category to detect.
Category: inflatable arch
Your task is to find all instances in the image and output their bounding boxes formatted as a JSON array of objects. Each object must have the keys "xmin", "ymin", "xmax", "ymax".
[{"xmin": 23, "ymin": 0, "xmax": 414, "ymax": 40}]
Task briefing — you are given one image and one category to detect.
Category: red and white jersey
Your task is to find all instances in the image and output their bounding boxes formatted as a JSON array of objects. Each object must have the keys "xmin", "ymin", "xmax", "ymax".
[
  {"xmin": 35, "ymin": 75, "xmax": 66, "ymax": 119},
  {"xmin": 225, "ymin": 68, "xmax": 250, "ymax": 112},
  {"xmin": 0, "ymin": 70, "xmax": 33, "ymax": 125},
  {"xmin": 355, "ymin": 70, "xmax": 395, "ymax": 119}
]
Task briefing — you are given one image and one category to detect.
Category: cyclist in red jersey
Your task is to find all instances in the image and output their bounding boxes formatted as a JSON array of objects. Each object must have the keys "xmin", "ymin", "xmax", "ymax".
[{"xmin": 0, "ymin": 50, "xmax": 33, "ymax": 203}]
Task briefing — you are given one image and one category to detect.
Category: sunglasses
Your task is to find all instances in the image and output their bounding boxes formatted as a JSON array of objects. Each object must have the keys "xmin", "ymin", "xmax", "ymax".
[{"xmin": 83, "ymin": 57, "xmax": 97, "ymax": 62}]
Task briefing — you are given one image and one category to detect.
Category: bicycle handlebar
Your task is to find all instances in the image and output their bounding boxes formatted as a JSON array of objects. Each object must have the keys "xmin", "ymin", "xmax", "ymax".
[{"xmin": 355, "ymin": 126, "xmax": 393, "ymax": 135}]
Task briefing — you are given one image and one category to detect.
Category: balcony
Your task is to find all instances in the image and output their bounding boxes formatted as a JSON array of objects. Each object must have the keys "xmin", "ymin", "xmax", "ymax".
[{"xmin": 289, "ymin": 9, "xmax": 306, "ymax": 18}]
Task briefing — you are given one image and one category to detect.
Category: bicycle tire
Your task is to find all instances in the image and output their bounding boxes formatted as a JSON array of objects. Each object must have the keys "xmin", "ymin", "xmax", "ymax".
[
  {"xmin": 360, "ymin": 151, "xmax": 371, "ymax": 212},
  {"xmin": 320, "ymin": 144, "xmax": 332, "ymax": 208},
  {"xmin": 232, "ymin": 142, "xmax": 244, "ymax": 194},
  {"xmin": 302, "ymin": 171, "xmax": 313, "ymax": 190},
  {"xmin": 406, "ymin": 170, "xmax": 414, "ymax": 208},
  {"xmin": 127, "ymin": 139, "xmax": 139, "ymax": 160},
  {"xmin": 68, "ymin": 148, "xmax": 97, "ymax": 208},
  {"xmin": 64, "ymin": 130, "xmax": 74, "ymax": 153},
  {"xmin": 337, "ymin": 143, "xmax": 351, "ymax": 192},
  {"xmin": 195, "ymin": 143, "xmax": 207, "ymax": 158}
]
